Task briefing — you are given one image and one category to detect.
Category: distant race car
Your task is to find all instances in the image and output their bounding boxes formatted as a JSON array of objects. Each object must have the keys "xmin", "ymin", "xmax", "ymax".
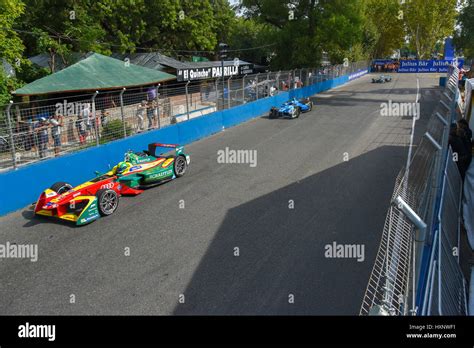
[
  {"xmin": 34, "ymin": 143, "xmax": 190, "ymax": 226},
  {"xmin": 269, "ymin": 97, "xmax": 313, "ymax": 119},
  {"xmin": 372, "ymin": 75, "xmax": 392, "ymax": 83}
]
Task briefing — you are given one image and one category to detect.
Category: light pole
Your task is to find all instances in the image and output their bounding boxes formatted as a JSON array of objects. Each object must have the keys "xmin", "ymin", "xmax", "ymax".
[{"xmin": 218, "ymin": 43, "xmax": 229, "ymax": 110}]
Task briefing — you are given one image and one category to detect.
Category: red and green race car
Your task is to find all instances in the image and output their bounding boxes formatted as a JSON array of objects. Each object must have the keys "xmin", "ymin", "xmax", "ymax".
[{"xmin": 34, "ymin": 143, "xmax": 190, "ymax": 226}]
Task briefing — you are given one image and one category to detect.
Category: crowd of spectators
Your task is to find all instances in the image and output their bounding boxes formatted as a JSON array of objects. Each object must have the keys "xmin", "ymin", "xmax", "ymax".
[
  {"xmin": 370, "ymin": 60, "xmax": 400, "ymax": 73},
  {"xmin": 5, "ymin": 88, "xmax": 163, "ymax": 160}
]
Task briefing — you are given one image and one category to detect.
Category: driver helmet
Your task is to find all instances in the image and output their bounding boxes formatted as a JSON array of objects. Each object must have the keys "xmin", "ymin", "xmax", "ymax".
[{"xmin": 116, "ymin": 161, "xmax": 128, "ymax": 175}]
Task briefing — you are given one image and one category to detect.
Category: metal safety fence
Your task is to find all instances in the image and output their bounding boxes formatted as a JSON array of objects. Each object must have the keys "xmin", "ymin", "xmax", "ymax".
[
  {"xmin": 360, "ymin": 65, "xmax": 468, "ymax": 316},
  {"xmin": 0, "ymin": 61, "xmax": 368, "ymax": 172},
  {"xmin": 422, "ymin": 147, "xmax": 467, "ymax": 315}
]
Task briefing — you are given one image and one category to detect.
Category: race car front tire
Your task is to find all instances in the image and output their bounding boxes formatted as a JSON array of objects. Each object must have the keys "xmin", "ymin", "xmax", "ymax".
[
  {"xmin": 50, "ymin": 182, "xmax": 73, "ymax": 195},
  {"xmin": 269, "ymin": 108, "xmax": 277, "ymax": 119},
  {"xmin": 96, "ymin": 189, "xmax": 119, "ymax": 216},
  {"xmin": 293, "ymin": 107, "xmax": 301, "ymax": 118},
  {"xmin": 174, "ymin": 155, "xmax": 187, "ymax": 177}
]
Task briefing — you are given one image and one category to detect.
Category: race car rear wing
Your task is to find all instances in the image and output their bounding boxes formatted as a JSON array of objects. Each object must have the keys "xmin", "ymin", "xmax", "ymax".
[{"xmin": 147, "ymin": 143, "xmax": 183, "ymax": 157}]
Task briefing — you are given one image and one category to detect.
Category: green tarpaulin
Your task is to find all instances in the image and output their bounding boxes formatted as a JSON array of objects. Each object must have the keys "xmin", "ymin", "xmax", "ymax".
[{"xmin": 14, "ymin": 53, "xmax": 176, "ymax": 96}]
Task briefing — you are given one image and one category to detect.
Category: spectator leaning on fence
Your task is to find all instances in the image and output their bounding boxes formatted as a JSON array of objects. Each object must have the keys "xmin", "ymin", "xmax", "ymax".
[
  {"xmin": 100, "ymin": 109, "xmax": 109, "ymax": 128},
  {"xmin": 136, "ymin": 100, "xmax": 147, "ymax": 132},
  {"xmin": 75, "ymin": 113, "xmax": 87, "ymax": 144},
  {"xmin": 49, "ymin": 113, "xmax": 63, "ymax": 157},
  {"xmin": 270, "ymin": 85, "xmax": 277, "ymax": 96},
  {"xmin": 35, "ymin": 117, "xmax": 49, "ymax": 158},
  {"xmin": 149, "ymin": 99, "xmax": 159, "ymax": 128},
  {"xmin": 80, "ymin": 104, "xmax": 91, "ymax": 139},
  {"xmin": 146, "ymin": 100, "xmax": 155, "ymax": 130}
]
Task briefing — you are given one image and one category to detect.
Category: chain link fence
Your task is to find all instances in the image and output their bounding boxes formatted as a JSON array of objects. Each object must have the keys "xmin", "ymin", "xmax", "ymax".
[
  {"xmin": 0, "ymin": 61, "xmax": 368, "ymax": 172},
  {"xmin": 360, "ymin": 65, "xmax": 468, "ymax": 316}
]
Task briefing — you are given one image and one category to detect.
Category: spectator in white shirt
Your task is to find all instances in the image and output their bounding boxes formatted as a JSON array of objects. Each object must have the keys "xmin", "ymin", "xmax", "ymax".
[{"xmin": 136, "ymin": 100, "xmax": 147, "ymax": 132}]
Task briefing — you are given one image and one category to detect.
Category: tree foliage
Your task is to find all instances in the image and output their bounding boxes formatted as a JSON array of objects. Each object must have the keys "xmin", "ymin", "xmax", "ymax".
[
  {"xmin": 0, "ymin": 0, "xmax": 25, "ymax": 66},
  {"xmin": 239, "ymin": 0, "xmax": 367, "ymax": 69},
  {"xmin": 0, "ymin": 0, "xmax": 461, "ymax": 105},
  {"xmin": 455, "ymin": 0, "xmax": 474, "ymax": 59},
  {"xmin": 364, "ymin": 0, "xmax": 404, "ymax": 59},
  {"xmin": 237, "ymin": 0, "xmax": 409, "ymax": 68},
  {"xmin": 18, "ymin": 0, "xmax": 235, "ymax": 57},
  {"xmin": 403, "ymin": 0, "xmax": 457, "ymax": 59}
]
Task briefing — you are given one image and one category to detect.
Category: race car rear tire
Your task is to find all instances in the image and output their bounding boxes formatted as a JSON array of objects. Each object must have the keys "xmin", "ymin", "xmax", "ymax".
[
  {"xmin": 174, "ymin": 155, "xmax": 187, "ymax": 177},
  {"xmin": 50, "ymin": 182, "xmax": 73, "ymax": 195},
  {"xmin": 96, "ymin": 189, "xmax": 119, "ymax": 216}
]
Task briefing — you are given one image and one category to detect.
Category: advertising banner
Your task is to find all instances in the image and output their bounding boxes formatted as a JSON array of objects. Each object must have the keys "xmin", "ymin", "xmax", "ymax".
[
  {"xmin": 177, "ymin": 64, "xmax": 254, "ymax": 82},
  {"xmin": 397, "ymin": 59, "xmax": 464, "ymax": 73},
  {"xmin": 372, "ymin": 59, "xmax": 394, "ymax": 66},
  {"xmin": 348, "ymin": 69, "xmax": 368, "ymax": 80}
]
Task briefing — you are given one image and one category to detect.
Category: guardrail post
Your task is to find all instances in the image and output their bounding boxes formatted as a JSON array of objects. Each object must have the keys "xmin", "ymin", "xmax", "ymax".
[
  {"xmin": 227, "ymin": 76, "xmax": 232, "ymax": 109},
  {"xmin": 185, "ymin": 81, "xmax": 190, "ymax": 120},
  {"xmin": 155, "ymin": 84, "xmax": 161, "ymax": 129},
  {"xmin": 242, "ymin": 74, "xmax": 247, "ymax": 103},
  {"xmin": 6, "ymin": 101, "xmax": 17, "ymax": 169},
  {"xmin": 256, "ymin": 73, "xmax": 260, "ymax": 100},
  {"xmin": 392, "ymin": 195, "xmax": 428, "ymax": 315},
  {"xmin": 215, "ymin": 79, "xmax": 219, "ymax": 110},
  {"xmin": 91, "ymin": 91, "xmax": 99, "ymax": 146},
  {"xmin": 265, "ymin": 72, "xmax": 269, "ymax": 97},
  {"xmin": 119, "ymin": 88, "xmax": 127, "ymax": 137}
]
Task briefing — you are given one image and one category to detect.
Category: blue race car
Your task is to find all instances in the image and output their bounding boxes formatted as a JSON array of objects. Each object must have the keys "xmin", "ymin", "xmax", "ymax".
[{"xmin": 269, "ymin": 98, "xmax": 313, "ymax": 119}]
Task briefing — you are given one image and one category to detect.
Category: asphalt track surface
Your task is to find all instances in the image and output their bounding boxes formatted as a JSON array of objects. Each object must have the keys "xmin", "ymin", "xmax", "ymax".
[{"xmin": 0, "ymin": 73, "xmax": 442, "ymax": 315}]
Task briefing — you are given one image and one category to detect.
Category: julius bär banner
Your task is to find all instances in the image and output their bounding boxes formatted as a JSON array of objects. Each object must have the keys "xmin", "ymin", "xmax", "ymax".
[{"xmin": 398, "ymin": 59, "xmax": 464, "ymax": 73}]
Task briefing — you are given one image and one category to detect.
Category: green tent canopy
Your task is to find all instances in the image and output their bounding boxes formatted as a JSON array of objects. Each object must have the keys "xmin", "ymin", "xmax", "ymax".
[{"xmin": 14, "ymin": 53, "xmax": 176, "ymax": 96}]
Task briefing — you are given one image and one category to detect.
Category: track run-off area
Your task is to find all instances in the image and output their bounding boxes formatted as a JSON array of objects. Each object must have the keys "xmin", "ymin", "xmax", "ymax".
[{"xmin": 0, "ymin": 73, "xmax": 442, "ymax": 315}]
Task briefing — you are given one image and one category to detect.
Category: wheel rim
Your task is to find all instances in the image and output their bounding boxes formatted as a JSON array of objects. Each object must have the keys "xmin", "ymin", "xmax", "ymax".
[
  {"xmin": 175, "ymin": 157, "xmax": 186, "ymax": 175},
  {"xmin": 101, "ymin": 191, "xmax": 117, "ymax": 214}
]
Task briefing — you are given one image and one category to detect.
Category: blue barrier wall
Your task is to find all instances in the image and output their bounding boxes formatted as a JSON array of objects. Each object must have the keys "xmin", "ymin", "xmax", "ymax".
[{"xmin": 0, "ymin": 69, "xmax": 366, "ymax": 216}]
